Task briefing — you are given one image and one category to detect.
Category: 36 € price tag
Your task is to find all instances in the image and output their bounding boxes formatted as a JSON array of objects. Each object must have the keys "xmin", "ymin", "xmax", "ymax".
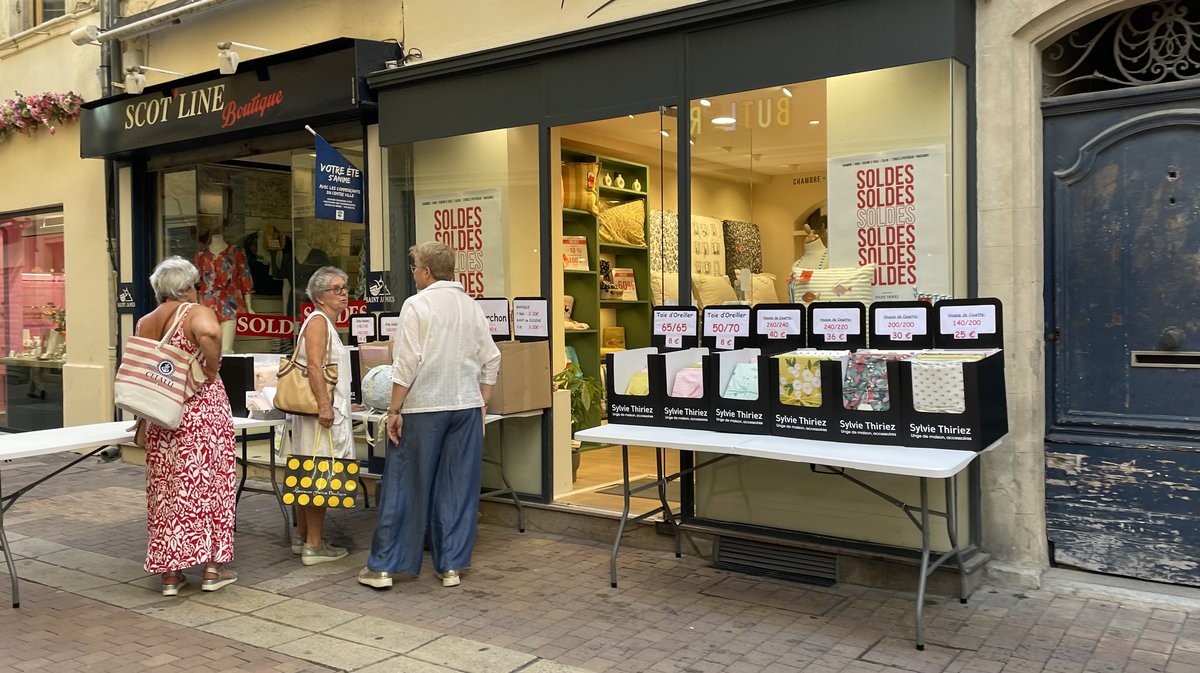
[
  {"xmin": 812, "ymin": 307, "xmax": 860, "ymax": 342},
  {"xmin": 874, "ymin": 308, "xmax": 927, "ymax": 342},
  {"xmin": 756, "ymin": 309, "xmax": 802, "ymax": 340}
]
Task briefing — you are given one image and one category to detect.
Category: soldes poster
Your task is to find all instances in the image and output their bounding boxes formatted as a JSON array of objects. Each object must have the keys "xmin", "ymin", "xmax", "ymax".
[
  {"xmin": 826, "ymin": 145, "xmax": 949, "ymax": 301},
  {"xmin": 415, "ymin": 189, "xmax": 503, "ymax": 297}
]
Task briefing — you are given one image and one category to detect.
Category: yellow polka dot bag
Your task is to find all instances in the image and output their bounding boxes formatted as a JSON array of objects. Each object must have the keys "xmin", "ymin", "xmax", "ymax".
[{"xmin": 282, "ymin": 426, "xmax": 360, "ymax": 509}]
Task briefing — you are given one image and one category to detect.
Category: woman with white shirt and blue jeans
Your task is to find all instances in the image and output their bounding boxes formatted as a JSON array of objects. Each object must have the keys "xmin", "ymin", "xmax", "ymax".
[{"xmin": 358, "ymin": 241, "xmax": 501, "ymax": 589}]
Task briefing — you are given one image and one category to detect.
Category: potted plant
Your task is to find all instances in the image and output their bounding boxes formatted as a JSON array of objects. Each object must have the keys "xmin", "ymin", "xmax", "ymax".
[{"xmin": 552, "ymin": 361, "xmax": 605, "ymax": 481}]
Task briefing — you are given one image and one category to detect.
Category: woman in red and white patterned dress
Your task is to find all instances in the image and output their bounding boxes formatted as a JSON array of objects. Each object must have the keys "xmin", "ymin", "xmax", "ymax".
[{"xmin": 140, "ymin": 256, "xmax": 237, "ymax": 596}]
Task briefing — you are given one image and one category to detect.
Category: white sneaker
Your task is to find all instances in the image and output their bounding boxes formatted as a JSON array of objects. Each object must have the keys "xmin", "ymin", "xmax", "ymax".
[
  {"xmin": 437, "ymin": 569, "xmax": 461, "ymax": 587},
  {"xmin": 301, "ymin": 541, "xmax": 349, "ymax": 566},
  {"xmin": 290, "ymin": 534, "xmax": 303, "ymax": 555}
]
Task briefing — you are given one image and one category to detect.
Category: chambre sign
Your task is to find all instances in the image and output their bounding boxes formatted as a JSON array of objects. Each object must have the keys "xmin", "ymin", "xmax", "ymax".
[{"xmin": 80, "ymin": 39, "xmax": 399, "ymax": 158}]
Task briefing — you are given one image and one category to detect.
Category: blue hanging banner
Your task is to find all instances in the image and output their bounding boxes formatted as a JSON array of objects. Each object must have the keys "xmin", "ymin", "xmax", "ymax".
[{"xmin": 314, "ymin": 134, "xmax": 363, "ymax": 223}]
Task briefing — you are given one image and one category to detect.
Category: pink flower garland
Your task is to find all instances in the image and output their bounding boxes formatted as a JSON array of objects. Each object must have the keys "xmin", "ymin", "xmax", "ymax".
[{"xmin": 0, "ymin": 91, "xmax": 84, "ymax": 142}]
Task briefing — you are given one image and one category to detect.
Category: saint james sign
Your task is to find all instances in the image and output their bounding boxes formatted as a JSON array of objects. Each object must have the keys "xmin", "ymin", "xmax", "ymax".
[{"xmin": 80, "ymin": 38, "xmax": 400, "ymax": 159}]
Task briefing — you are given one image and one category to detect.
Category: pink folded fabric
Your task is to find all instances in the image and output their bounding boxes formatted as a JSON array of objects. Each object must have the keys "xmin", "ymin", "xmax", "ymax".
[{"xmin": 670, "ymin": 367, "xmax": 705, "ymax": 398}]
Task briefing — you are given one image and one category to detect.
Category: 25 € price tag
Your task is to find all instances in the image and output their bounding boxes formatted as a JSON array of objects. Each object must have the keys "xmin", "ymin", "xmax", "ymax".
[
  {"xmin": 812, "ymin": 307, "xmax": 860, "ymax": 340},
  {"xmin": 874, "ymin": 308, "xmax": 927, "ymax": 342},
  {"xmin": 939, "ymin": 305, "xmax": 996, "ymax": 338},
  {"xmin": 653, "ymin": 310, "xmax": 696, "ymax": 336},
  {"xmin": 704, "ymin": 308, "xmax": 749, "ymax": 340},
  {"xmin": 756, "ymin": 309, "xmax": 802, "ymax": 340}
]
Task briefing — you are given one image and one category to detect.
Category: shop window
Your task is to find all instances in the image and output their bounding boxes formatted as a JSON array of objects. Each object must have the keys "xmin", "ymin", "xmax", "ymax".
[
  {"xmin": 157, "ymin": 141, "xmax": 366, "ymax": 354},
  {"xmin": 384, "ymin": 125, "xmax": 543, "ymax": 494},
  {"xmin": 0, "ymin": 210, "xmax": 65, "ymax": 431}
]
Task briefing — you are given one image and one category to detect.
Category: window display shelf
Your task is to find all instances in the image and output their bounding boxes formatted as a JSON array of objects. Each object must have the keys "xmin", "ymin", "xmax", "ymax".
[
  {"xmin": 599, "ymin": 242, "xmax": 647, "ymax": 251},
  {"xmin": 601, "ymin": 300, "xmax": 649, "ymax": 307},
  {"xmin": 599, "ymin": 186, "xmax": 647, "ymax": 197}
]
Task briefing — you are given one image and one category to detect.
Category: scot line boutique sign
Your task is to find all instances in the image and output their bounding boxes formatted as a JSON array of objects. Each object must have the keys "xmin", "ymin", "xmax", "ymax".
[
  {"xmin": 826, "ymin": 145, "xmax": 949, "ymax": 301},
  {"xmin": 415, "ymin": 189, "xmax": 503, "ymax": 297}
]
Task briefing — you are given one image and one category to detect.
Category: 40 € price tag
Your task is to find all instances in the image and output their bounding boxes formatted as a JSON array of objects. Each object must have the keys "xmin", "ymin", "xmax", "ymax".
[{"xmin": 755, "ymin": 309, "xmax": 802, "ymax": 340}]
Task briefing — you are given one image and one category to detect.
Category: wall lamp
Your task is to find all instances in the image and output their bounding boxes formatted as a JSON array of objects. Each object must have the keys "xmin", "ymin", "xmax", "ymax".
[
  {"xmin": 124, "ymin": 66, "xmax": 182, "ymax": 95},
  {"xmin": 217, "ymin": 41, "xmax": 277, "ymax": 74}
]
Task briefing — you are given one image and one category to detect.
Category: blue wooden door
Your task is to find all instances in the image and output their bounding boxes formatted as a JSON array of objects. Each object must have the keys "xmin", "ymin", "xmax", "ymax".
[{"xmin": 1044, "ymin": 89, "xmax": 1200, "ymax": 585}]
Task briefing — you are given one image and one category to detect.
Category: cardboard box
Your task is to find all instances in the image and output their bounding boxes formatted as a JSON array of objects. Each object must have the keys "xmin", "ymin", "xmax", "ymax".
[
  {"xmin": 489, "ymin": 340, "xmax": 553, "ymax": 415},
  {"xmin": 358, "ymin": 340, "xmax": 393, "ymax": 374},
  {"xmin": 605, "ymin": 347, "xmax": 659, "ymax": 426},
  {"xmin": 707, "ymin": 349, "xmax": 769, "ymax": 435},
  {"xmin": 900, "ymin": 350, "xmax": 1007, "ymax": 451},
  {"xmin": 651, "ymin": 347, "xmax": 710, "ymax": 430}
]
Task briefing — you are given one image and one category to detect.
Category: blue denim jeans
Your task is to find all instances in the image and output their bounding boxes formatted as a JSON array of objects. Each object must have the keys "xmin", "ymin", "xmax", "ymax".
[{"xmin": 367, "ymin": 407, "xmax": 483, "ymax": 575}]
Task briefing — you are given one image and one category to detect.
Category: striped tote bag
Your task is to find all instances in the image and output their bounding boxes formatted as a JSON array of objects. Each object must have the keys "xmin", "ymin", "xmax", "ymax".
[{"xmin": 114, "ymin": 303, "xmax": 203, "ymax": 429}]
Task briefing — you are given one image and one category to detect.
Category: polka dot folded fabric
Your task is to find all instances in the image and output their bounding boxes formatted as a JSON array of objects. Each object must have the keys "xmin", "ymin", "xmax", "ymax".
[{"xmin": 909, "ymin": 360, "xmax": 967, "ymax": 414}]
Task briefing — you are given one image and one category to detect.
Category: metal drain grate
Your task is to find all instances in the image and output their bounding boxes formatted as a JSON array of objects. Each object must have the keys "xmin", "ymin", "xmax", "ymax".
[{"xmin": 712, "ymin": 536, "xmax": 838, "ymax": 586}]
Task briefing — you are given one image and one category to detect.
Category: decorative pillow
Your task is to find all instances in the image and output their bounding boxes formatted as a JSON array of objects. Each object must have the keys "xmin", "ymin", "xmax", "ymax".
[
  {"xmin": 649, "ymin": 271, "xmax": 681, "ymax": 305},
  {"xmin": 692, "ymin": 273, "xmax": 738, "ymax": 309},
  {"xmin": 598, "ymin": 199, "xmax": 646, "ymax": 246},
  {"xmin": 562, "ymin": 162, "xmax": 600, "ymax": 213},
  {"xmin": 747, "ymin": 272, "xmax": 780, "ymax": 306},
  {"xmin": 648, "ymin": 210, "xmax": 680, "ymax": 272},
  {"xmin": 722, "ymin": 220, "xmax": 763, "ymax": 283},
  {"xmin": 787, "ymin": 264, "xmax": 875, "ymax": 305},
  {"xmin": 691, "ymin": 215, "xmax": 726, "ymax": 277}
]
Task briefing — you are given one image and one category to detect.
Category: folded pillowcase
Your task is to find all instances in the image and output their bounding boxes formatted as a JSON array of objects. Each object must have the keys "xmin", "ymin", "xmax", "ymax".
[
  {"xmin": 598, "ymin": 199, "xmax": 646, "ymax": 246},
  {"xmin": 670, "ymin": 366, "xmax": 705, "ymax": 398},
  {"xmin": 788, "ymin": 264, "xmax": 875, "ymax": 305},
  {"xmin": 722, "ymin": 361, "xmax": 759, "ymax": 400},
  {"xmin": 692, "ymin": 273, "xmax": 738, "ymax": 309},
  {"xmin": 624, "ymin": 369, "xmax": 650, "ymax": 396},
  {"xmin": 910, "ymin": 361, "xmax": 966, "ymax": 414},
  {"xmin": 562, "ymin": 162, "xmax": 600, "ymax": 213},
  {"xmin": 777, "ymin": 354, "xmax": 826, "ymax": 407}
]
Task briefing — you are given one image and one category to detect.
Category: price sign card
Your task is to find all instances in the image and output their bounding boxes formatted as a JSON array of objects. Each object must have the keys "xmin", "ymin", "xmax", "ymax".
[
  {"xmin": 704, "ymin": 307, "xmax": 750, "ymax": 350},
  {"xmin": 653, "ymin": 308, "xmax": 698, "ymax": 350},
  {"xmin": 350, "ymin": 314, "xmax": 376, "ymax": 344},
  {"xmin": 476, "ymin": 297, "xmax": 511, "ymax": 340},
  {"xmin": 756, "ymin": 308, "xmax": 804, "ymax": 340},
  {"xmin": 378, "ymin": 312, "xmax": 401, "ymax": 340},
  {"xmin": 939, "ymin": 305, "xmax": 997, "ymax": 339},
  {"xmin": 513, "ymin": 297, "xmax": 549, "ymax": 340},
  {"xmin": 811, "ymin": 306, "xmax": 861, "ymax": 344}
]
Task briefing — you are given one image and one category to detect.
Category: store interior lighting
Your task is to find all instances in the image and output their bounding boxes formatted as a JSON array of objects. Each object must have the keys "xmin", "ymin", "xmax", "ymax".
[
  {"xmin": 123, "ymin": 66, "xmax": 182, "ymax": 95},
  {"xmin": 217, "ymin": 41, "xmax": 277, "ymax": 74}
]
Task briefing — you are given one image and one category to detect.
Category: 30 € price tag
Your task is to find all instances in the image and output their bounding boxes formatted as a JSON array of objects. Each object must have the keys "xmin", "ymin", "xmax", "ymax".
[
  {"xmin": 874, "ymin": 308, "xmax": 926, "ymax": 342},
  {"xmin": 756, "ymin": 309, "xmax": 802, "ymax": 340}
]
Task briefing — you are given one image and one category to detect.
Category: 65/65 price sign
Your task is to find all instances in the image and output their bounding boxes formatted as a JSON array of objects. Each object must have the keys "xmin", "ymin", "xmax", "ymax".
[{"xmin": 653, "ymin": 310, "xmax": 697, "ymax": 349}]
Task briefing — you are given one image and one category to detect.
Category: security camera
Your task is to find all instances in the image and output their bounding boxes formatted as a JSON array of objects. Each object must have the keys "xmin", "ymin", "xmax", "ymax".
[{"xmin": 70, "ymin": 25, "xmax": 101, "ymax": 46}]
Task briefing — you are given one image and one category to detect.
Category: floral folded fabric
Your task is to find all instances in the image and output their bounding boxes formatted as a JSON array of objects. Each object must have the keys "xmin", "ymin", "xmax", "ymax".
[
  {"xmin": 670, "ymin": 366, "xmax": 705, "ymax": 398},
  {"xmin": 910, "ymin": 361, "xmax": 966, "ymax": 413},
  {"xmin": 722, "ymin": 362, "xmax": 759, "ymax": 400},
  {"xmin": 625, "ymin": 369, "xmax": 650, "ymax": 396},
  {"xmin": 842, "ymin": 353, "xmax": 892, "ymax": 411},
  {"xmin": 777, "ymin": 355, "xmax": 826, "ymax": 407}
]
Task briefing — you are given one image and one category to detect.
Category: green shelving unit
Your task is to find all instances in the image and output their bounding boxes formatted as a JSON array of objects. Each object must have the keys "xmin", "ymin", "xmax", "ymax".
[{"xmin": 562, "ymin": 148, "xmax": 652, "ymax": 429}]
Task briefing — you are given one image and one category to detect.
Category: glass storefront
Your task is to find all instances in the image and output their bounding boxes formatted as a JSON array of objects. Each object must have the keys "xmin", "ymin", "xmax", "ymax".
[{"xmin": 0, "ymin": 210, "xmax": 66, "ymax": 432}]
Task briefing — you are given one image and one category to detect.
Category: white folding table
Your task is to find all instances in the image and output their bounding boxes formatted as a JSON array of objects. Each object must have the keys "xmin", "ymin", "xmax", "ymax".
[
  {"xmin": 0, "ymin": 416, "xmax": 284, "ymax": 608},
  {"xmin": 574, "ymin": 423, "xmax": 996, "ymax": 651}
]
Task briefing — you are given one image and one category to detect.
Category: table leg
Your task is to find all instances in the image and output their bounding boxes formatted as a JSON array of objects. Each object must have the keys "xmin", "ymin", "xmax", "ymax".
[
  {"xmin": 915, "ymin": 476, "xmax": 930, "ymax": 651},
  {"xmin": 0, "ymin": 470, "xmax": 18, "ymax": 608},
  {"xmin": 236, "ymin": 429, "xmax": 249, "ymax": 504},
  {"xmin": 496, "ymin": 422, "xmax": 525, "ymax": 533},
  {"xmin": 610, "ymin": 444, "xmax": 631, "ymax": 588},
  {"xmin": 655, "ymin": 447, "xmax": 680, "ymax": 558},
  {"xmin": 946, "ymin": 474, "xmax": 967, "ymax": 603},
  {"xmin": 269, "ymin": 428, "xmax": 290, "ymax": 542}
]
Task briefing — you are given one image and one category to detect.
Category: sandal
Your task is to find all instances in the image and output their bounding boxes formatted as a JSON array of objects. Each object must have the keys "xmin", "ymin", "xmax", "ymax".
[
  {"xmin": 161, "ymin": 571, "xmax": 187, "ymax": 597},
  {"xmin": 201, "ymin": 564, "xmax": 238, "ymax": 592}
]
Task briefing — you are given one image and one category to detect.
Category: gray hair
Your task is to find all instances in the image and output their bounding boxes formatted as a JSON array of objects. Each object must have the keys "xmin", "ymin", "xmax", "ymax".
[
  {"xmin": 306, "ymin": 266, "xmax": 349, "ymax": 301},
  {"xmin": 410, "ymin": 241, "xmax": 456, "ymax": 281},
  {"xmin": 149, "ymin": 256, "xmax": 200, "ymax": 303}
]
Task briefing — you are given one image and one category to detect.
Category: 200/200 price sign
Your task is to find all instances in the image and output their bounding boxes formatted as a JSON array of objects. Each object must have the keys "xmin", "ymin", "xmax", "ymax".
[{"xmin": 873, "ymin": 308, "xmax": 927, "ymax": 342}]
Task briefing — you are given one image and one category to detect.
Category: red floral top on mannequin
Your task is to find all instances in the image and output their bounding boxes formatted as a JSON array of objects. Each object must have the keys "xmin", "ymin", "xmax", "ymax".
[{"xmin": 195, "ymin": 244, "xmax": 254, "ymax": 322}]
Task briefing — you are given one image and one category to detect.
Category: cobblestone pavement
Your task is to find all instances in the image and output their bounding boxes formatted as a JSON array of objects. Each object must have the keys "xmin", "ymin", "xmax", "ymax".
[{"xmin": 3, "ymin": 453, "xmax": 1200, "ymax": 673}]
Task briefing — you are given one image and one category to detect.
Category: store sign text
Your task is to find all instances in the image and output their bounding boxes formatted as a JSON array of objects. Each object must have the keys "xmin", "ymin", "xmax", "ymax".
[
  {"xmin": 690, "ymin": 96, "xmax": 790, "ymax": 136},
  {"xmin": 121, "ymin": 84, "xmax": 286, "ymax": 131}
]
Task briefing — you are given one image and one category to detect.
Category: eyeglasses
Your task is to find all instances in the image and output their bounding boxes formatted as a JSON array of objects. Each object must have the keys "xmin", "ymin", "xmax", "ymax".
[
  {"xmin": 410, "ymin": 265, "xmax": 427, "ymax": 273},
  {"xmin": 325, "ymin": 285, "xmax": 349, "ymax": 295}
]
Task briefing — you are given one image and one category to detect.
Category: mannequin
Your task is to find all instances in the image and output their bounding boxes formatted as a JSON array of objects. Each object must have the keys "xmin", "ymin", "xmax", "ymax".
[
  {"xmin": 195, "ymin": 227, "xmax": 255, "ymax": 353},
  {"xmin": 794, "ymin": 223, "xmax": 828, "ymax": 270}
]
